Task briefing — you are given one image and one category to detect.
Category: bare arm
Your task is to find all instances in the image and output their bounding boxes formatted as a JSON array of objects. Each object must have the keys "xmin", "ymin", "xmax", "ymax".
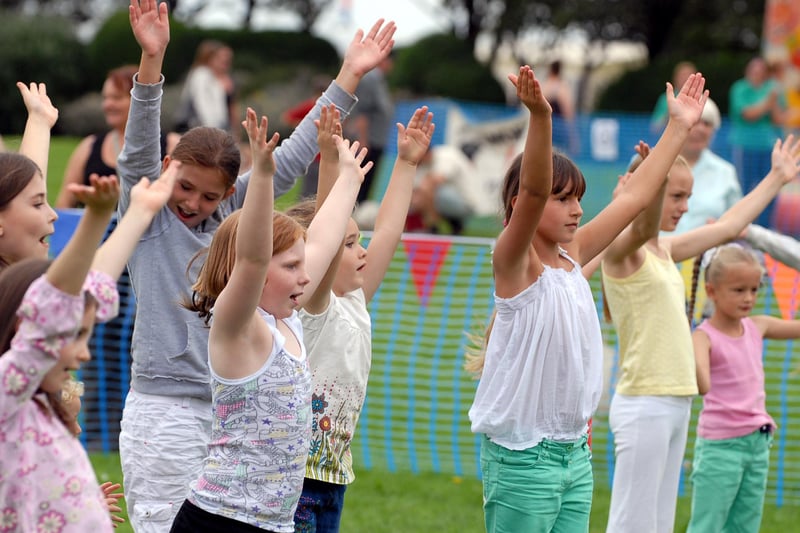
[
  {"xmin": 56, "ymin": 136, "xmax": 94, "ymax": 209},
  {"xmin": 364, "ymin": 106, "xmax": 435, "ymax": 302},
  {"xmin": 303, "ymin": 105, "xmax": 344, "ymax": 314},
  {"xmin": 693, "ymin": 328, "xmax": 711, "ymax": 395},
  {"xmin": 299, "ymin": 137, "xmax": 369, "ymax": 308},
  {"xmin": 574, "ymin": 73, "xmax": 707, "ymax": 265},
  {"xmin": 752, "ymin": 314, "xmax": 800, "ymax": 340},
  {"xmin": 129, "ymin": 0, "xmax": 169, "ymax": 85},
  {"xmin": 667, "ymin": 135, "xmax": 800, "ymax": 262},
  {"xmin": 334, "ymin": 19, "xmax": 396, "ymax": 94},
  {"xmin": 212, "ymin": 110, "xmax": 279, "ymax": 339},
  {"xmin": 492, "ymin": 66, "xmax": 552, "ymax": 298},
  {"xmin": 48, "ymin": 177, "xmax": 119, "ymax": 295},
  {"xmin": 91, "ymin": 164, "xmax": 177, "ymax": 280},
  {"xmin": 602, "ymin": 143, "xmax": 663, "ymax": 273},
  {"xmin": 17, "ymin": 82, "xmax": 59, "ymax": 183}
]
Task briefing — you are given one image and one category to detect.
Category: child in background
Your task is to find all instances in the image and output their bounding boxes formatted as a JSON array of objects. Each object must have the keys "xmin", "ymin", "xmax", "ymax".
[
  {"xmin": 0, "ymin": 82, "xmax": 59, "ymax": 268},
  {"xmin": 287, "ymin": 104, "xmax": 434, "ymax": 531},
  {"xmin": 0, "ymin": 159, "xmax": 177, "ymax": 532},
  {"xmin": 601, "ymin": 131, "xmax": 800, "ymax": 533},
  {"xmin": 686, "ymin": 244, "xmax": 800, "ymax": 532},
  {"xmin": 119, "ymin": 2, "xmax": 396, "ymax": 530},
  {"xmin": 171, "ymin": 109, "xmax": 368, "ymax": 532},
  {"xmin": 467, "ymin": 67, "xmax": 707, "ymax": 531}
]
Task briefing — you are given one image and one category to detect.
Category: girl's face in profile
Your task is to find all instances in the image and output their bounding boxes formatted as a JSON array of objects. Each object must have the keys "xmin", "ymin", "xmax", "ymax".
[
  {"xmin": 40, "ymin": 303, "xmax": 95, "ymax": 395},
  {"xmin": 260, "ymin": 238, "xmax": 311, "ymax": 319},
  {"xmin": 0, "ymin": 174, "xmax": 58, "ymax": 264}
]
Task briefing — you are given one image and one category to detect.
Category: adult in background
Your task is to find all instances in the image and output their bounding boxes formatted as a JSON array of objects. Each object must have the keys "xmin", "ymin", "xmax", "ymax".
[
  {"xmin": 54, "ymin": 64, "xmax": 178, "ymax": 450},
  {"xmin": 56, "ymin": 65, "xmax": 179, "ymax": 209},
  {"xmin": 405, "ymin": 144, "xmax": 475, "ymax": 235},
  {"xmin": 174, "ymin": 40, "xmax": 239, "ymax": 134},
  {"xmin": 671, "ymin": 98, "xmax": 742, "ymax": 235},
  {"xmin": 349, "ymin": 50, "xmax": 394, "ymax": 204},
  {"xmin": 542, "ymin": 60, "xmax": 578, "ymax": 154},
  {"xmin": 729, "ymin": 56, "xmax": 782, "ymax": 227},
  {"xmin": 651, "ymin": 61, "xmax": 696, "ymax": 133}
]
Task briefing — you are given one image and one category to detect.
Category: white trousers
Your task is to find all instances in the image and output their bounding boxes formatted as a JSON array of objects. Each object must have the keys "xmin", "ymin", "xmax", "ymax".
[
  {"xmin": 606, "ymin": 393, "xmax": 692, "ymax": 533},
  {"xmin": 119, "ymin": 389, "xmax": 213, "ymax": 533}
]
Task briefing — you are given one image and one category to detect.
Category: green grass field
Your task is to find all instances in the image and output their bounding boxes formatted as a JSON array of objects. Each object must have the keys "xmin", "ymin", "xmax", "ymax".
[{"xmin": 90, "ymin": 451, "xmax": 800, "ymax": 533}]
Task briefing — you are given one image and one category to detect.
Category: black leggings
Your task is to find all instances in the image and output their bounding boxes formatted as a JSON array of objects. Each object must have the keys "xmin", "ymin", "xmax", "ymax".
[{"xmin": 170, "ymin": 500, "xmax": 277, "ymax": 533}]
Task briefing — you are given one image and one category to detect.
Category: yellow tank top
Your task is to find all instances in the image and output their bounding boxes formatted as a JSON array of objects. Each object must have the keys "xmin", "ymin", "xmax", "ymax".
[{"xmin": 602, "ymin": 246, "xmax": 698, "ymax": 395}]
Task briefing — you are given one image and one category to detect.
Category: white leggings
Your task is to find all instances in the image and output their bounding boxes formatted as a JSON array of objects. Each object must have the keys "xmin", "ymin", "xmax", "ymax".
[
  {"xmin": 119, "ymin": 390, "xmax": 213, "ymax": 533},
  {"xmin": 606, "ymin": 394, "xmax": 692, "ymax": 533}
]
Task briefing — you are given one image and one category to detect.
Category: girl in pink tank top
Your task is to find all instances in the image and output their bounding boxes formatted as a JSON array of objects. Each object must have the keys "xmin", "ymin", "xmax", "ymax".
[{"xmin": 688, "ymin": 242, "xmax": 800, "ymax": 532}]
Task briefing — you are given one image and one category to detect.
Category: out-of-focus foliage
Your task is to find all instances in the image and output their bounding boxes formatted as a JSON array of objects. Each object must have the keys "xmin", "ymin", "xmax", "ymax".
[
  {"xmin": 0, "ymin": 12, "xmax": 86, "ymax": 134},
  {"xmin": 391, "ymin": 34, "xmax": 506, "ymax": 103}
]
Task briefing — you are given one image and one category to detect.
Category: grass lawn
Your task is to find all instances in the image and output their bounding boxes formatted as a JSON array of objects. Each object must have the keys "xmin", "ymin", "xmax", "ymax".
[{"xmin": 91, "ymin": 452, "xmax": 800, "ymax": 533}]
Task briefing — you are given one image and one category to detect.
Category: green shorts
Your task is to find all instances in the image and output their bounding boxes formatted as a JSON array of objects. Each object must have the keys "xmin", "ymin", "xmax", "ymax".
[
  {"xmin": 687, "ymin": 426, "xmax": 773, "ymax": 533},
  {"xmin": 480, "ymin": 434, "xmax": 593, "ymax": 533}
]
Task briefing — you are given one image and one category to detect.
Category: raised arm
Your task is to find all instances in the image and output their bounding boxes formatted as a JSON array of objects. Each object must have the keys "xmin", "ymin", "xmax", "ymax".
[
  {"xmin": 602, "ymin": 143, "xmax": 665, "ymax": 272},
  {"xmin": 91, "ymin": 163, "xmax": 177, "ymax": 280},
  {"xmin": 575, "ymin": 73, "xmax": 708, "ymax": 265},
  {"xmin": 129, "ymin": 0, "xmax": 169, "ymax": 85},
  {"xmin": 363, "ymin": 106, "xmax": 434, "ymax": 302},
  {"xmin": 668, "ymin": 135, "xmax": 800, "ymax": 262},
  {"xmin": 117, "ymin": 0, "xmax": 170, "ymax": 214},
  {"xmin": 299, "ymin": 137, "xmax": 368, "ymax": 308},
  {"xmin": 239, "ymin": 19, "xmax": 395, "ymax": 198},
  {"xmin": 492, "ymin": 66, "xmax": 552, "ymax": 294},
  {"xmin": 335, "ymin": 18, "xmax": 396, "ymax": 94},
  {"xmin": 17, "ymin": 82, "xmax": 59, "ymax": 183},
  {"xmin": 48, "ymin": 176, "xmax": 119, "ymax": 295},
  {"xmin": 212, "ymin": 109, "xmax": 279, "ymax": 339},
  {"xmin": 744, "ymin": 224, "xmax": 800, "ymax": 271},
  {"xmin": 302, "ymin": 104, "xmax": 344, "ymax": 314}
]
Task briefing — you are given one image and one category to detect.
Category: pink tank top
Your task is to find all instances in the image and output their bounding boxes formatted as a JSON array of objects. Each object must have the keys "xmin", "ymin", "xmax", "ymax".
[{"xmin": 696, "ymin": 317, "xmax": 775, "ymax": 440}]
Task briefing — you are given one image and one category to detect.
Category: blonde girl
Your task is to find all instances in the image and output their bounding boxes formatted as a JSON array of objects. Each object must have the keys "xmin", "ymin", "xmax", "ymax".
[
  {"xmin": 601, "ymin": 134, "xmax": 800, "ymax": 533},
  {"xmin": 686, "ymin": 244, "xmax": 800, "ymax": 532}
]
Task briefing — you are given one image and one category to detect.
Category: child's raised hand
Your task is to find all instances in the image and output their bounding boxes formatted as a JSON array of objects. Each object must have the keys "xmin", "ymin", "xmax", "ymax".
[
  {"xmin": 509, "ymin": 65, "xmax": 550, "ymax": 117},
  {"xmin": 17, "ymin": 82, "xmax": 58, "ymax": 128},
  {"xmin": 769, "ymin": 134, "xmax": 800, "ymax": 185},
  {"xmin": 69, "ymin": 174, "xmax": 120, "ymax": 212},
  {"xmin": 397, "ymin": 106, "xmax": 435, "ymax": 165},
  {"xmin": 335, "ymin": 136, "xmax": 372, "ymax": 186},
  {"xmin": 100, "ymin": 481, "xmax": 125, "ymax": 528},
  {"xmin": 315, "ymin": 104, "xmax": 342, "ymax": 162},
  {"xmin": 129, "ymin": 160, "xmax": 179, "ymax": 214},
  {"xmin": 634, "ymin": 140, "xmax": 651, "ymax": 161},
  {"xmin": 666, "ymin": 72, "xmax": 708, "ymax": 131},
  {"xmin": 129, "ymin": 0, "xmax": 170, "ymax": 58},
  {"xmin": 242, "ymin": 107, "xmax": 280, "ymax": 179},
  {"xmin": 342, "ymin": 19, "xmax": 397, "ymax": 78}
]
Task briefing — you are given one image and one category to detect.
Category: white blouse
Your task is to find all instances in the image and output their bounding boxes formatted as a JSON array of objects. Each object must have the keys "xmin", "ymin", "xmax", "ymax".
[{"xmin": 469, "ymin": 250, "xmax": 603, "ymax": 450}]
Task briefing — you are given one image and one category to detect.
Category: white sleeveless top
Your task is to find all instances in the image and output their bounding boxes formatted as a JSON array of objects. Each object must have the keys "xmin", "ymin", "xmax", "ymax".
[{"xmin": 469, "ymin": 250, "xmax": 603, "ymax": 450}]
